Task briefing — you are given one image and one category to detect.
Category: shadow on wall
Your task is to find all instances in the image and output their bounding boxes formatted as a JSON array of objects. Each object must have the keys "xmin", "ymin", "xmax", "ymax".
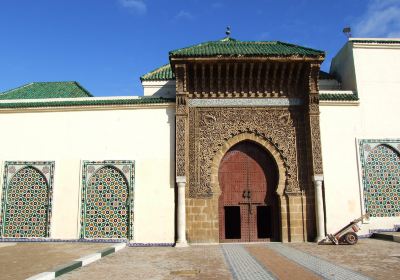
[
  {"xmin": 166, "ymin": 107, "xmax": 176, "ymax": 189},
  {"xmin": 152, "ymin": 81, "xmax": 176, "ymax": 98}
]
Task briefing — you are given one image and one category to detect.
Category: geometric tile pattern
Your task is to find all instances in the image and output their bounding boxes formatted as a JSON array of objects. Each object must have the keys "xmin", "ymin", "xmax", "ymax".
[
  {"xmin": 266, "ymin": 243, "xmax": 371, "ymax": 280},
  {"xmin": 359, "ymin": 139, "xmax": 400, "ymax": 217},
  {"xmin": 81, "ymin": 161, "xmax": 135, "ymax": 240},
  {"xmin": 0, "ymin": 161, "xmax": 54, "ymax": 238}
]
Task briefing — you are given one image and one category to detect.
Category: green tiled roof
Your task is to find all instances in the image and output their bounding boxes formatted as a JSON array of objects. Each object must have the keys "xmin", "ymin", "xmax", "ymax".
[
  {"xmin": 0, "ymin": 82, "xmax": 93, "ymax": 100},
  {"xmin": 141, "ymin": 64, "xmax": 335, "ymax": 82},
  {"xmin": 320, "ymin": 92, "xmax": 359, "ymax": 101},
  {"xmin": 0, "ymin": 97, "xmax": 175, "ymax": 109},
  {"xmin": 169, "ymin": 38, "xmax": 325, "ymax": 58},
  {"xmin": 140, "ymin": 64, "xmax": 175, "ymax": 81},
  {"xmin": 351, "ymin": 39, "xmax": 400, "ymax": 44}
]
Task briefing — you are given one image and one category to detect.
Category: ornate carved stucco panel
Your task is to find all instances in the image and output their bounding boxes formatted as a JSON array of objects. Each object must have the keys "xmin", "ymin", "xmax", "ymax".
[
  {"xmin": 305, "ymin": 63, "xmax": 324, "ymax": 175},
  {"xmin": 188, "ymin": 107, "xmax": 305, "ymax": 198}
]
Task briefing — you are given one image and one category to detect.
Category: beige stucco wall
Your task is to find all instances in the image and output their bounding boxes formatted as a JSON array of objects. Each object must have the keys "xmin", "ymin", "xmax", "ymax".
[
  {"xmin": 321, "ymin": 40, "xmax": 400, "ymax": 235},
  {"xmin": 0, "ymin": 104, "xmax": 175, "ymax": 243}
]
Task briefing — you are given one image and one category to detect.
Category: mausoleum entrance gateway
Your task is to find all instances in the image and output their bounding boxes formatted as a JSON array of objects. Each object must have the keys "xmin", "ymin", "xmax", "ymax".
[
  {"xmin": 218, "ymin": 141, "xmax": 279, "ymax": 242},
  {"xmin": 171, "ymin": 37, "xmax": 327, "ymax": 245}
]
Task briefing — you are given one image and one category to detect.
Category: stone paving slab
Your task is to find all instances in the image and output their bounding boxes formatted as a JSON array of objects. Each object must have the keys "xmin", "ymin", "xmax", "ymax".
[
  {"xmin": 13, "ymin": 239, "xmax": 400, "ymax": 280},
  {"xmin": 0, "ymin": 242, "xmax": 111, "ymax": 280},
  {"xmin": 246, "ymin": 245, "xmax": 321, "ymax": 280},
  {"xmin": 267, "ymin": 243, "xmax": 371, "ymax": 280},
  {"xmin": 59, "ymin": 245, "xmax": 232, "ymax": 280},
  {"xmin": 288, "ymin": 239, "xmax": 400, "ymax": 280},
  {"xmin": 221, "ymin": 244, "xmax": 276, "ymax": 280}
]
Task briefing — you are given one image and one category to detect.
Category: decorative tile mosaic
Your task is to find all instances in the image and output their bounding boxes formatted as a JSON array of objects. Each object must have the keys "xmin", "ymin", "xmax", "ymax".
[
  {"xmin": 188, "ymin": 98, "xmax": 303, "ymax": 107},
  {"xmin": 0, "ymin": 238, "xmax": 127, "ymax": 243},
  {"xmin": 0, "ymin": 238, "xmax": 173, "ymax": 246},
  {"xmin": 81, "ymin": 161, "xmax": 135, "ymax": 240},
  {"xmin": 0, "ymin": 161, "xmax": 54, "ymax": 238},
  {"xmin": 359, "ymin": 139, "xmax": 400, "ymax": 217}
]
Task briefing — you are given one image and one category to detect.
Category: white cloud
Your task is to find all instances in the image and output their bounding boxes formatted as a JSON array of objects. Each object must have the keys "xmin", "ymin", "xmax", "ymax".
[
  {"xmin": 353, "ymin": 0, "xmax": 400, "ymax": 37},
  {"xmin": 119, "ymin": 0, "xmax": 147, "ymax": 14},
  {"xmin": 174, "ymin": 10, "xmax": 194, "ymax": 21}
]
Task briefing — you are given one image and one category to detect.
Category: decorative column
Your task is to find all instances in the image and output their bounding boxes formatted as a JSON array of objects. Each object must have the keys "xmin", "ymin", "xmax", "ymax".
[
  {"xmin": 174, "ymin": 63, "xmax": 189, "ymax": 247},
  {"xmin": 176, "ymin": 176, "xmax": 188, "ymax": 247},
  {"xmin": 313, "ymin": 175, "xmax": 325, "ymax": 241},
  {"xmin": 305, "ymin": 62, "xmax": 326, "ymax": 242}
]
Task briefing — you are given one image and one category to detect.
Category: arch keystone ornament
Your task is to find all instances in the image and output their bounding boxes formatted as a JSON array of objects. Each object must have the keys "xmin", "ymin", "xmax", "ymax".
[{"xmin": 0, "ymin": 161, "xmax": 54, "ymax": 238}]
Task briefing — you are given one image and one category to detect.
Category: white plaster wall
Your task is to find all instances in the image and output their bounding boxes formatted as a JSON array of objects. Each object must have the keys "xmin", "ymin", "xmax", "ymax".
[
  {"xmin": 320, "ymin": 104, "xmax": 362, "ymax": 233},
  {"xmin": 0, "ymin": 105, "xmax": 176, "ymax": 243},
  {"xmin": 321, "ymin": 41, "xmax": 400, "ymax": 235},
  {"xmin": 330, "ymin": 42, "xmax": 357, "ymax": 91},
  {"xmin": 142, "ymin": 80, "xmax": 176, "ymax": 98}
]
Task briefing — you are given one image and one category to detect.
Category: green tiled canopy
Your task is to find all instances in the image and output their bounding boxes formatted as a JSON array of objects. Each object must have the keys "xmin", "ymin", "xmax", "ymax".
[
  {"xmin": 140, "ymin": 64, "xmax": 174, "ymax": 81},
  {"xmin": 0, "ymin": 81, "xmax": 93, "ymax": 100},
  {"xmin": 141, "ymin": 64, "xmax": 334, "ymax": 82},
  {"xmin": 169, "ymin": 38, "xmax": 325, "ymax": 58}
]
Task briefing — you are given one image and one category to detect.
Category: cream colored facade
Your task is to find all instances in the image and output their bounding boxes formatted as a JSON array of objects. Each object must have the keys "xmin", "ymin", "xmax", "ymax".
[
  {"xmin": 0, "ymin": 38, "xmax": 399, "ymax": 244},
  {"xmin": 320, "ymin": 38, "xmax": 400, "ymax": 235},
  {"xmin": 0, "ymin": 100, "xmax": 176, "ymax": 243}
]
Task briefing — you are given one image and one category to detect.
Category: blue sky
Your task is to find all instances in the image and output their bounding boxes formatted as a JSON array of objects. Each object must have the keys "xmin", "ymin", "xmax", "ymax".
[{"xmin": 1, "ymin": 0, "xmax": 400, "ymax": 96}]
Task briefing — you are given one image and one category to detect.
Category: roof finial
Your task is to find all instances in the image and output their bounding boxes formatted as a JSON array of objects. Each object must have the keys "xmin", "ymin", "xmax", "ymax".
[
  {"xmin": 342, "ymin": 26, "xmax": 352, "ymax": 39},
  {"xmin": 225, "ymin": 26, "xmax": 231, "ymax": 38}
]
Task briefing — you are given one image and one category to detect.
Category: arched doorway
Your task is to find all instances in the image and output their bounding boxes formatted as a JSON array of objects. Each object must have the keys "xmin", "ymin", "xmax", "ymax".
[{"xmin": 218, "ymin": 141, "xmax": 279, "ymax": 242}]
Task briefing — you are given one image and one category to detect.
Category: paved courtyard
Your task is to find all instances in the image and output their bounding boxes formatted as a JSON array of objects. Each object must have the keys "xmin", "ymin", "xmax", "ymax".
[
  {"xmin": 0, "ymin": 242, "xmax": 110, "ymax": 280},
  {"xmin": 0, "ymin": 239, "xmax": 399, "ymax": 279},
  {"xmin": 60, "ymin": 239, "xmax": 399, "ymax": 280}
]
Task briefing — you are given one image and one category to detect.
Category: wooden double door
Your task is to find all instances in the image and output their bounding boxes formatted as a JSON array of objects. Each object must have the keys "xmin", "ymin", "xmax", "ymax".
[{"xmin": 218, "ymin": 141, "xmax": 279, "ymax": 242}]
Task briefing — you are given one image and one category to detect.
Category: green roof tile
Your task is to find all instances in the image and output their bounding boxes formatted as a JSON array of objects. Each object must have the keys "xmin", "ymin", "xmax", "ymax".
[
  {"xmin": 320, "ymin": 92, "xmax": 359, "ymax": 101},
  {"xmin": 351, "ymin": 39, "xmax": 400, "ymax": 44},
  {"xmin": 141, "ymin": 64, "xmax": 334, "ymax": 82},
  {"xmin": 0, "ymin": 82, "xmax": 93, "ymax": 100},
  {"xmin": 140, "ymin": 64, "xmax": 175, "ymax": 81},
  {"xmin": 0, "ymin": 97, "xmax": 175, "ymax": 109},
  {"xmin": 169, "ymin": 38, "xmax": 325, "ymax": 58}
]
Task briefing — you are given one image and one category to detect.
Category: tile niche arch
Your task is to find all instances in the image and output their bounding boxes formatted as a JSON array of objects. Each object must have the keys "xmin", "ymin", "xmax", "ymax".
[
  {"xmin": 0, "ymin": 161, "xmax": 54, "ymax": 238},
  {"xmin": 359, "ymin": 140, "xmax": 400, "ymax": 217},
  {"xmin": 80, "ymin": 161, "xmax": 135, "ymax": 240}
]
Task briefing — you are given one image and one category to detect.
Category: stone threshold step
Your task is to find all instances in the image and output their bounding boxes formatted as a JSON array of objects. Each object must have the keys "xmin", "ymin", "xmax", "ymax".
[{"xmin": 26, "ymin": 243, "xmax": 126, "ymax": 280}]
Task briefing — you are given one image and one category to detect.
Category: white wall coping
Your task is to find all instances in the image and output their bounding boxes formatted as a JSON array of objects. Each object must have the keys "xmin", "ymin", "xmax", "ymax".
[
  {"xmin": 142, "ymin": 80, "xmax": 175, "ymax": 87},
  {"xmin": 0, "ymin": 96, "xmax": 143, "ymax": 104}
]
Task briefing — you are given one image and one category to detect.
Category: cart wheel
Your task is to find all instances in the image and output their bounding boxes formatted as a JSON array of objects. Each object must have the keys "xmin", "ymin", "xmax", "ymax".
[{"xmin": 344, "ymin": 232, "xmax": 358, "ymax": 245}]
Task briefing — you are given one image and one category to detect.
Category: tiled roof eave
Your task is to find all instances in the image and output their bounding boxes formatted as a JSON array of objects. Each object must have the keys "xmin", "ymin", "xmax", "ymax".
[
  {"xmin": 320, "ymin": 99, "xmax": 360, "ymax": 106},
  {"xmin": 0, "ymin": 81, "xmax": 93, "ymax": 100},
  {"xmin": 319, "ymin": 91, "xmax": 359, "ymax": 103},
  {"xmin": 169, "ymin": 55, "xmax": 324, "ymax": 60},
  {"xmin": 0, "ymin": 97, "xmax": 176, "ymax": 110}
]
